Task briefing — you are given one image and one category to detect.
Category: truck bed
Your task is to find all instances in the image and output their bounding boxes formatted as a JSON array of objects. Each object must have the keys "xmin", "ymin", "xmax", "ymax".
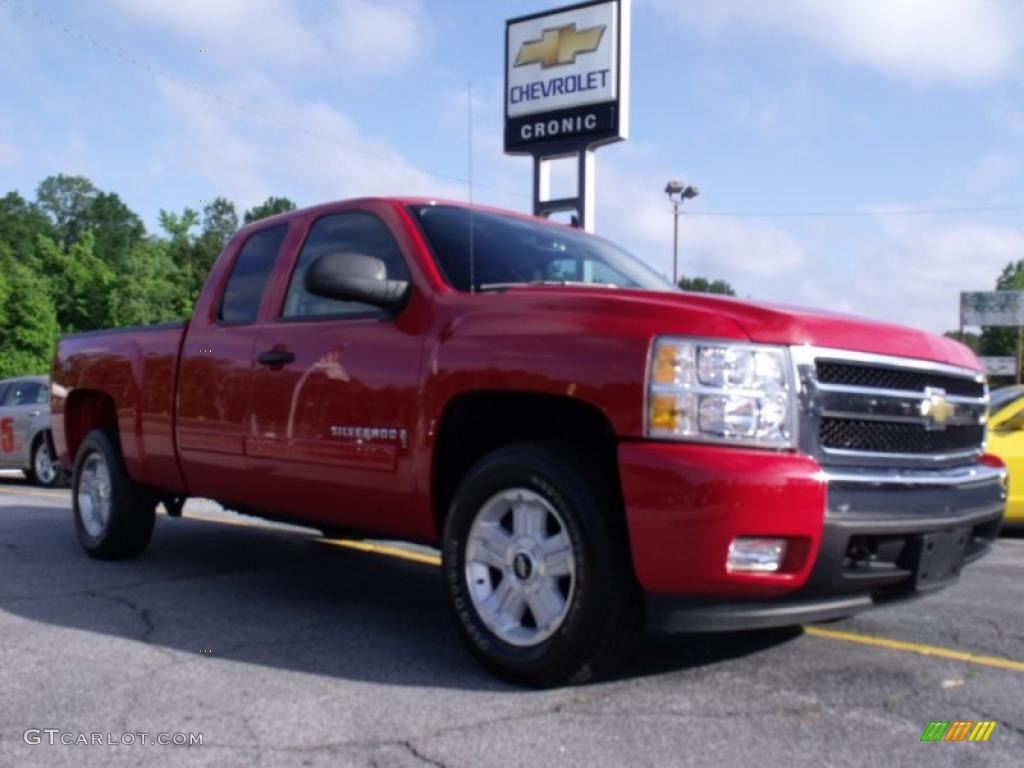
[{"xmin": 51, "ymin": 321, "xmax": 189, "ymax": 493}]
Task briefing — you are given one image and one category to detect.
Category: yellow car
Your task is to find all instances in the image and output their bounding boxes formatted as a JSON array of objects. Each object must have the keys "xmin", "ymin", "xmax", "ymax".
[{"xmin": 985, "ymin": 386, "xmax": 1024, "ymax": 525}]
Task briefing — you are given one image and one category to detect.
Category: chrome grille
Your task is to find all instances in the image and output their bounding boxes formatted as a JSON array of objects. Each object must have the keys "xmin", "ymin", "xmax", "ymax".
[
  {"xmin": 815, "ymin": 361, "xmax": 985, "ymax": 399},
  {"xmin": 819, "ymin": 419, "xmax": 985, "ymax": 455},
  {"xmin": 793, "ymin": 348, "xmax": 988, "ymax": 467}
]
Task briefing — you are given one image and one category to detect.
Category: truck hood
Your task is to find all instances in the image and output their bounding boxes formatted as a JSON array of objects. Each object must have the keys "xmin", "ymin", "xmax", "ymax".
[{"xmin": 497, "ymin": 286, "xmax": 981, "ymax": 371}]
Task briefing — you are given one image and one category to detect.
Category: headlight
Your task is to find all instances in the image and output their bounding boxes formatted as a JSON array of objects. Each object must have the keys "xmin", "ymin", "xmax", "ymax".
[{"xmin": 647, "ymin": 338, "xmax": 796, "ymax": 448}]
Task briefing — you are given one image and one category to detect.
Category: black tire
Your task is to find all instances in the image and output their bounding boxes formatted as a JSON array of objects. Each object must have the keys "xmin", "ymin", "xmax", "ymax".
[
  {"xmin": 72, "ymin": 429, "xmax": 156, "ymax": 559},
  {"xmin": 27, "ymin": 433, "xmax": 64, "ymax": 488},
  {"xmin": 442, "ymin": 441, "xmax": 641, "ymax": 687}
]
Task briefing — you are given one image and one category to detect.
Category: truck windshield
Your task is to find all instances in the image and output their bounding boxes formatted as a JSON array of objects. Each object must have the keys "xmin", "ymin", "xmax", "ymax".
[{"xmin": 408, "ymin": 204, "xmax": 673, "ymax": 293}]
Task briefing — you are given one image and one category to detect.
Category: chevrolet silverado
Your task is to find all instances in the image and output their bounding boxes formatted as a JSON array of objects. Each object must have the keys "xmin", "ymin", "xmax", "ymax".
[{"xmin": 51, "ymin": 198, "xmax": 1006, "ymax": 685}]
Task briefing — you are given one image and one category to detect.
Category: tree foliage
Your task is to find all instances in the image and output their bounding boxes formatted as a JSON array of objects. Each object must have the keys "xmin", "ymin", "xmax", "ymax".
[
  {"xmin": 244, "ymin": 196, "xmax": 296, "ymax": 224},
  {"xmin": 977, "ymin": 261, "xmax": 1024, "ymax": 358},
  {"xmin": 677, "ymin": 276, "xmax": 736, "ymax": 296},
  {"xmin": 0, "ymin": 176, "xmax": 264, "ymax": 375}
]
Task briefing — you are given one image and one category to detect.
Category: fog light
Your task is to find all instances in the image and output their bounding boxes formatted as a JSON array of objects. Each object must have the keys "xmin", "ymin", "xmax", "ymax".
[{"xmin": 727, "ymin": 537, "xmax": 788, "ymax": 573}]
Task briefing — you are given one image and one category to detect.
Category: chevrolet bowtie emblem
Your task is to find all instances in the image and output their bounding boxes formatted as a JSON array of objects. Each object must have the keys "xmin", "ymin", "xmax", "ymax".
[
  {"xmin": 515, "ymin": 23, "xmax": 605, "ymax": 69},
  {"xmin": 920, "ymin": 387, "xmax": 955, "ymax": 430}
]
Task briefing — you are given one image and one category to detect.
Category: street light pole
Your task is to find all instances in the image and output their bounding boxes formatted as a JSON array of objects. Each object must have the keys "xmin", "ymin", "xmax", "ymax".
[
  {"xmin": 671, "ymin": 200, "xmax": 680, "ymax": 285},
  {"xmin": 664, "ymin": 180, "xmax": 699, "ymax": 287}
]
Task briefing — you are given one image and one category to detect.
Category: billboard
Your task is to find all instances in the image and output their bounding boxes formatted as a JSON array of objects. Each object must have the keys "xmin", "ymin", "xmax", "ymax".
[
  {"xmin": 505, "ymin": 0, "xmax": 630, "ymax": 154},
  {"xmin": 960, "ymin": 291, "xmax": 1024, "ymax": 327},
  {"xmin": 980, "ymin": 357, "xmax": 1017, "ymax": 377}
]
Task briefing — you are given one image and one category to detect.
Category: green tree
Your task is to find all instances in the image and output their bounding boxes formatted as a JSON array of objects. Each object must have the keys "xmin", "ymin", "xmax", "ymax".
[
  {"xmin": 244, "ymin": 196, "xmax": 296, "ymax": 224},
  {"xmin": 35, "ymin": 174, "xmax": 99, "ymax": 249},
  {"xmin": 36, "ymin": 175, "xmax": 145, "ymax": 268},
  {"xmin": 87, "ymin": 191, "xmax": 146, "ymax": 269},
  {"xmin": 678, "ymin": 276, "xmax": 736, "ymax": 296},
  {"xmin": 0, "ymin": 191, "xmax": 54, "ymax": 268},
  {"xmin": 944, "ymin": 330, "xmax": 980, "ymax": 353},
  {"xmin": 192, "ymin": 197, "xmax": 238, "ymax": 297},
  {"xmin": 0, "ymin": 242, "xmax": 59, "ymax": 377},
  {"xmin": 109, "ymin": 238, "xmax": 189, "ymax": 327},
  {"xmin": 979, "ymin": 261, "xmax": 1024, "ymax": 357},
  {"xmin": 37, "ymin": 232, "xmax": 117, "ymax": 333},
  {"xmin": 159, "ymin": 207, "xmax": 201, "ymax": 302}
]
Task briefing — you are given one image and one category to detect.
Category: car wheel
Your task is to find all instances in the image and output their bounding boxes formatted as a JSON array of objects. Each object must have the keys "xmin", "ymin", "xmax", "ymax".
[
  {"xmin": 443, "ymin": 441, "xmax": 641, "ymax": 687},
  {"xmin": 28, "ymin": 434, "xmax": 63, "ymax": 488},
  {"xmin": 72, "ymin": 429, "xmax": 156, "ymax": 559}
]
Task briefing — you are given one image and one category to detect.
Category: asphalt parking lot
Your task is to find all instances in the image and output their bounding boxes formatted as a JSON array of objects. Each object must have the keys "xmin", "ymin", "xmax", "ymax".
[{"xmin": 1, "ymin": 471, "xmax": 1022, "ymax": 768}]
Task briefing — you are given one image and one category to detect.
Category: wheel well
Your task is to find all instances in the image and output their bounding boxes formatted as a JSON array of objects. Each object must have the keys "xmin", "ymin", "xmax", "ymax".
[
  {"xmin": 64, "ymin": 390, "xmax": 118, "ymax": 464},
  {"xmin": 432, "ymin": 391, "xmax": 622, "ymax": 533}
]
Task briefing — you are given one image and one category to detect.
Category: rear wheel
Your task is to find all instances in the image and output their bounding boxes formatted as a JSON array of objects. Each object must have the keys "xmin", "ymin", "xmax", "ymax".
[
  {"xmin": 443, "ymin": 441, "xmax": 641, "ymax": 687},
  {"xmin": 72, "ymin": 430, "xmax": 156, "ymax": 559},
  {"xmin": 27, "ymin": 434, "xmax": 63, "ymax": 488}
]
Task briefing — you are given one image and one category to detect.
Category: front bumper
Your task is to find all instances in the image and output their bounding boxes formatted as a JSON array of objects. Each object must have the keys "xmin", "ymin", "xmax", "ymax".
[{"xmin": 618, "ymin": 442, "xmax": 1006, "ymax": 631}]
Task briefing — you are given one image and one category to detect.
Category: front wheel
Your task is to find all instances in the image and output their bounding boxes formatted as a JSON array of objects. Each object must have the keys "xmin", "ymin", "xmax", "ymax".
[
  {"xmin": 443, "ymin": 441, "xmax": 641, "ymax": 687},
  {"xmin": 72, "ymin": 430, "xmax": 156, "ymax": 559}
]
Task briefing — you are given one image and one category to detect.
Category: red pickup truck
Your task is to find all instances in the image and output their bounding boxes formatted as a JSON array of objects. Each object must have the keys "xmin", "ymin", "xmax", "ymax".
[{"xmin": 52, "ymin": 198, "xmax": 1005, "ymax": 685}]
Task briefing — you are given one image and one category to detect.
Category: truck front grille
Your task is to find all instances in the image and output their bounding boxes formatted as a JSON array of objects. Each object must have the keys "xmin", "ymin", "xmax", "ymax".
[
  {"xmin": 819, "ymin": 419, "xmax": 985, "ymax": 455},
  {"xmin": 815, "ymin": 361, "xmax": 985, "ymax": 399},
  {"xmin": 794, "ymin": 349, "xmax": 989, "ymax": 467}
]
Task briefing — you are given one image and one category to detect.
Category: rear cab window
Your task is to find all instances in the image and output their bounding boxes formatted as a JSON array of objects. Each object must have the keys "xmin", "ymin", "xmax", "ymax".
[{"xmin": 218, "ymin": 224, "xmax": 289, "ymax": 325}]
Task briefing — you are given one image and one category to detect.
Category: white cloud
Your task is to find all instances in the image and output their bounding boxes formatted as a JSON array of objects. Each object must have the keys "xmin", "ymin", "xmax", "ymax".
[
  {"xmin": 654, "ymin": 0, "xmax": 1024, "ymax": 85},
  {"xmin": 596, "ymin": 158, "xmax": 808, "ymax": 280},
  {"xmin": 964, "ymin": 151, "xmax": 1021, "ymax": 196},
  {"xmin": 0, "ymin": 140, "xmax": 17, "ymax": 168},
  {"xmin": 592, "ymin": 154, "xmax": 1024, "ymax": 333},
  {"xmin": 104, "ymin": 0, "xmax": 431, "ymax": 75},
  {"xmin": 154, "ymin": 78, "xmax": 465, "ymax": 213},
  {"xmin": 325, "ymin": 0, "xmax": 429, "ymax": 75},
  {"xmin": 758, "ymin": 212, "xmax": 1024, "ymax": 333}
]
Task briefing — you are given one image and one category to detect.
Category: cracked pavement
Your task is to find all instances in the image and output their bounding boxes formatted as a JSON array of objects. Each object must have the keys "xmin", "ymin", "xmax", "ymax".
[{"xmin": 1, "ymin": 472, "xmax": 1023, "ymax": 767}]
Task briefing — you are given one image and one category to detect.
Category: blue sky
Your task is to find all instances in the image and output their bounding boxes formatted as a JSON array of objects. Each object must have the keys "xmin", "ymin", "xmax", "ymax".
[{"xmin": 1, "ymin": 0, "xmax": 1023, "ymax": 333}]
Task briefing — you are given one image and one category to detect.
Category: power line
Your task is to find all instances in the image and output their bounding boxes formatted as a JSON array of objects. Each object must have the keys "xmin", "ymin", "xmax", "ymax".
[
  {"xmin": 6, "ymin": 0, "xmax": 1022, "ymax": 223},
  {"xmin": 686, "ymin": 204, "xmax": 1024, "ymax": 219},
  {"xmin": 2, "ymin": 0, "xmax": 526, "ymax": 201}
]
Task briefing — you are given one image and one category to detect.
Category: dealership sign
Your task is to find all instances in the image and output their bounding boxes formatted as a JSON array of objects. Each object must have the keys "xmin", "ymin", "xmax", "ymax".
[
  {"xmin": 980, "ymin": 357, "xmax": 1017, "ymax": 377},
  {"xmin": 960, "ymin": 291, "xmax": 1024, "ymax": 327},
  {"xmin": 505, "ymin": 0, "xmax": 630, "ymax": 153}
]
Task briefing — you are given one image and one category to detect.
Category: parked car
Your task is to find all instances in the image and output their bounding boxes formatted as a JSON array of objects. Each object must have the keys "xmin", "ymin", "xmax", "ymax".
[
  {"xmin": 50, "ymin": 198, "xmax": 1006, "ymax": 686},
  {"xmin": 0, "ymin": 375, "xmax": 63, "ymax": 487},
  {"xmin": 982, "ymin": 385, "xmax": 1024, "ymax": 526}
]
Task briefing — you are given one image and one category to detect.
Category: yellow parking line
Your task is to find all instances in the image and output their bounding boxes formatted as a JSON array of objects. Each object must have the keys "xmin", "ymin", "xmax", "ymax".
[
  {"xmin": 0, "ymin": 486, "xmax": 68, "ymax": 500},
  {"xmin": 804, "ymin": 625, "xmax": 1024, "ymax": 673},
  {"xmin": 84, "ymin": 506, "xmax": 1024, "ymax": 671},
  {"xmin": 180, "ymin": 510, "xmax": 441, "ymax": 567},
  {"xmin": 320, "ymin": 538, "xmax": 441, "ymax": 567}
]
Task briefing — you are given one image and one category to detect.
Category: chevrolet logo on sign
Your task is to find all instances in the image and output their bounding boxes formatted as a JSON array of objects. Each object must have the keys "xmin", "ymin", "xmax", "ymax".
[
  {"xmin": 515, "ymin": 23, "xmax": 605, "ymax": 69},
  {"xmin": 920, "ymin": 387, "xmax": 956, "ymax": 431}
]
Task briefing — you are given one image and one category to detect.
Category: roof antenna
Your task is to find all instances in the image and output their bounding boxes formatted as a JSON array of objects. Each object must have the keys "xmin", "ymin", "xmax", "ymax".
[{"xmin": 467, "ymin": 82, "xmax": 475, "ymax": 294}]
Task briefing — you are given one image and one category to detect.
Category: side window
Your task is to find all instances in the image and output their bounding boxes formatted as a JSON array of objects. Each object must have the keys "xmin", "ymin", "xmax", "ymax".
[
  {"xmin": 0, "ymin": 383, "xmax": 10, "ymax": 406},
  {"xmin": 282, "ymin": 213, "xmax": 409, "ymax": 319},
  {"xmin": 219, "ymin": 224, "xmax": 288, "ymax": 325},
  {"xmin": 36, "ymin": 384, "xmax": 50, "ymax": 405},
  {"xmin": 11, "ymin": 382, "xmax": 42, "ymax": 405}
]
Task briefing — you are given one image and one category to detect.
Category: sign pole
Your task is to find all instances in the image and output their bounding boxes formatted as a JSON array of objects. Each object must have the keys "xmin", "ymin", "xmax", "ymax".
[
  {"xmin": 1017, "ymin": 326, "xmax": 1022, "ymax": 385},
  {"xmin": 506, "ymin": 0, "xmax": 630, "ymax": 232}
]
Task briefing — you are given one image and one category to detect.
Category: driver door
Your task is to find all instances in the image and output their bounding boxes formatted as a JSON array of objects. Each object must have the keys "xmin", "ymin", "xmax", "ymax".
[{"xmin": 244, "ymin": 209, "xmax": 428, "ymax": 536}]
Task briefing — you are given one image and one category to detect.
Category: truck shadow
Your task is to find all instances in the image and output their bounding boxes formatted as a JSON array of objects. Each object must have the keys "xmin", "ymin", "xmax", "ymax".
[{"xmin": 0, "ymin": 504, "xmax": 801, "ymax": 691}]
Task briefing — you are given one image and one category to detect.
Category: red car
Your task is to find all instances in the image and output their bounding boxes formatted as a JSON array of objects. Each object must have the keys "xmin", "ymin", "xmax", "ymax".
[{"xmin": 51, "ymin": 198, "xmax": 1005, "ymax": 686}]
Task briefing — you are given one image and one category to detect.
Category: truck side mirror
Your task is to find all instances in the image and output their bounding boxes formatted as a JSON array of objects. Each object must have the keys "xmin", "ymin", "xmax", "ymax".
[{"xmin": 304, "ymin": 252, "xmax": 409, "ymax": 310}]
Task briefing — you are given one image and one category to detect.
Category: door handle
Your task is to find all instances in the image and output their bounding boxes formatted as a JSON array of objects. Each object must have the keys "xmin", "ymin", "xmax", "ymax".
[
  {"xmin": 29, "ymin": 411, "xmax": 41, "ymax": 417},
  {"xmin": 257, "ymin": 349, "xmax": 296, "ymax": 367}
]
